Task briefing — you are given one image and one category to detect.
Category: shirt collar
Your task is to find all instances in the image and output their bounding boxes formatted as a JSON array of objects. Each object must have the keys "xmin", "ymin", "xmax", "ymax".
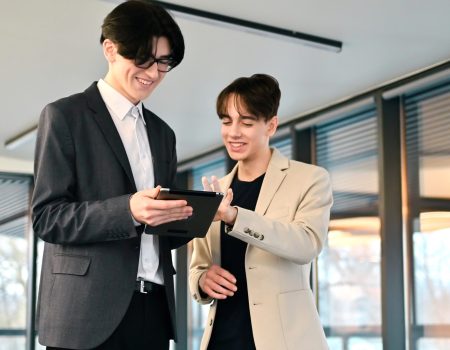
[{"xmin": 97, "ymin": 79, "xmax": 145, "ymax": 125}]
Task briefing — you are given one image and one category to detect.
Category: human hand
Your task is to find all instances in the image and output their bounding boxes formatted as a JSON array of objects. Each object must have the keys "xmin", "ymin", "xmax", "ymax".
[
  {"xmin": 201, "ymin": 176, "xmax": 237, "ymax": 225},
  {"xmin": 199, "ymin": 264, "xmax": 237, "ymax": 299},
  {"xmin": 129, "ymin": 186, "xmax": 193, "ymax": 226}
]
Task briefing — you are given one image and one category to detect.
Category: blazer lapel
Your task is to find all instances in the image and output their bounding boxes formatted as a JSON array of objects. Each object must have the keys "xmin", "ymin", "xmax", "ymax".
[
  {"xmin": 85, "ymin": 83, "xmax": 137, "ymax": 190},
  {"xmin": 254, "ymin": 149, "xmax": 289, "ymax": 216}
]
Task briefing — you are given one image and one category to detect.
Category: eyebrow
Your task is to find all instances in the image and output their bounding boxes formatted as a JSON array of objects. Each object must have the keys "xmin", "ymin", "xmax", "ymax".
[
  {"xmin": 241, "ymin": 115, "xmax": 257, "ymax": 120},
  {"xmin": 219, "ymin": 114, "xmax": 258, "ymax": 121}
]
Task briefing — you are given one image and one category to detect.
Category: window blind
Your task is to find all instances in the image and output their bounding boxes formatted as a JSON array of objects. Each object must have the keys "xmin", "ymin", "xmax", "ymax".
[
  {"xmin": 191, "ymin": 158, "xmax": 227, "ymax": 190},
  {"xmin": 270, "ymin": 137, "xmax": 292, "ymax": 159},
  {"xmin": 315, "ymin": 106, "xmax": 379, "ymax": 215},
  {"xmin": 404, "ymin": 80, "xmax": 450, "ymax": 199},
  {"xmin": 0, "ymin": 175, "xmax": 31, "ymax": 238}
]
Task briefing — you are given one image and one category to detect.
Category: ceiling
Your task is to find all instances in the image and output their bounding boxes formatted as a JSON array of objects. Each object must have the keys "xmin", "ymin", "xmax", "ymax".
[{"xmin": 1, "ymin": 0, "xmax": 450, "ymax": 171}]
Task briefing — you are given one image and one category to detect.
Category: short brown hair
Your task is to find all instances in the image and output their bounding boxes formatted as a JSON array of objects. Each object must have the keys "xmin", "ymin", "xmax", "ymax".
[{"xmin": 216, "ymin": 74, "xmax": 281, "ymax": 121}]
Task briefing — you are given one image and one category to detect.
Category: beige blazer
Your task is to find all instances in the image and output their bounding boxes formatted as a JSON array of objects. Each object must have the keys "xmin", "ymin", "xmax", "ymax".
[{"xmin": 189, "ymin": 149, "xmax": 333, "ymax": 350}]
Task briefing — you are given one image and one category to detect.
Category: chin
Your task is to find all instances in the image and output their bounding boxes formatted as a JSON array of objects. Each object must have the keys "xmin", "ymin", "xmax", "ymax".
[{"xmin": 227, "ymin": 151, "xmax": 246, "ymax": 162}]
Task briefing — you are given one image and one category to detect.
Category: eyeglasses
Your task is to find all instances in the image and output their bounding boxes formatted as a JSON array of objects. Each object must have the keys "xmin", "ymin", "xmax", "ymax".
[{"xmin": 135, "ymin": 56, "xmax": 177, "ymax": 73}]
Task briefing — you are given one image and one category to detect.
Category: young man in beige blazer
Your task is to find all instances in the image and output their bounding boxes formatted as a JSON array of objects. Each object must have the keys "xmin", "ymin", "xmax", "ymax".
[{"xmin": 189, "ymin": 74, "xmax": 333, "ymax": 350}]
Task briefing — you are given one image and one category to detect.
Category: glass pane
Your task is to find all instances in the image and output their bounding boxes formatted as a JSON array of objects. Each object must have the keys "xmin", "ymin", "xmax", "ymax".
[
  {"xmin": 417, "ymin": 338, "xmax": 450, "ymax": 350},
  {"xmin": 327, "ymin": 337, "xmax": 344, "ymax": 350},
  {"xmin": 419, "ymin": 154, "xmax": 450, "ymax": 199},
  {"xmin": 413, "ymin": 211, "xmax": 450, "ymax": 347},
  {"xmin": 319, "ymin": 217, "xmax": 382, "ymax": 349},
  {"xmin": 0, "ymin": 219, "xmax": 28, "ymax": 329},
  {"xmin": 0, "ymin": 336, "xmax": 25, "ymax": 350},
  {"xmin": 348, "ymin": 337, "xmax": 382, "ymax": 349}
]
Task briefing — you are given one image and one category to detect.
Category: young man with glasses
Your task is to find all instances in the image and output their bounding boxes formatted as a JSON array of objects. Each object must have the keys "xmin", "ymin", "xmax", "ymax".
[{"xmin": 32, "ymin": 2, "xmax": 191, "ymax": 349}]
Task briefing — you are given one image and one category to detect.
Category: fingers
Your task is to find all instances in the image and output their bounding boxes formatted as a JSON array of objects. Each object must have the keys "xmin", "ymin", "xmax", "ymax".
[
  {"xmin": 141, "ymin": 207, "xmax": 193, "ymax": 227},
  {"xmin": 224, "ymin": 188, "xmax": 233, "ymax": 206},
  {"xmin": 140, "ymin": 185, "xmax": 161, "ymax": 199},
  {"xmin": 202, "ymin": 176, "xmax": 223, "ymax": 193},
  {"xmin": 200, "ymin": 265, "xmax": 237, "ymax": 300},
  {"xmin": 201, "ymin": 176, "xmax": 212, "ymax": 191},
  {"xmin": 130, "ymin": 188, "xmax": 193, "ymax": 226},
  {"xmin": 210, "ymin": 176, "xmax": 222, "ymax": 193}
]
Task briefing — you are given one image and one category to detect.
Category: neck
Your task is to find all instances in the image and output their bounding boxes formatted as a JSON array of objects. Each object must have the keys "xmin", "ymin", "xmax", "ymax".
[{"xmin": 237, "ymin": 148, "xmax": 272, "ymax": 181}]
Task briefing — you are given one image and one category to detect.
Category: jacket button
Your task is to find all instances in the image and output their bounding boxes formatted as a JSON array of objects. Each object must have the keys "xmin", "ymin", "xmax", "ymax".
[
  {"xmin": 253, "ymin": 233, "xmax": 260, "ymax": 238},
  {"xmin": 244, "ymin": 227, "xmax": 251, "ymax": 234},
  {"xmin": 259, "ymin": 235, "xmax": 264, "ymax": 241},
  {"xmin": 210, "ymin": 319, "xmax": 213, "ymax": 326}
]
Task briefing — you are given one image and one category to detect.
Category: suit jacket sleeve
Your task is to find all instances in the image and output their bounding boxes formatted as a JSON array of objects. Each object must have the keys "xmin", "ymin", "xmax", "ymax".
[
  {"xmin": 32, "ymin": 103, "xmax": 138, "ymax": 245},
  {"xmin": 166, "ymin": 135, "xmax": 192, "ymax": 250},
  {"xmin": 229, "ymin": 167, "xmax": 332, "ymax": 265}
]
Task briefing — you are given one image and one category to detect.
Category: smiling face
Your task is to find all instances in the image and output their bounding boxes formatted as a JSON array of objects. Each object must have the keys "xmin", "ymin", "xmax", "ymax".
[
  {"xmin": 220, "ymin": 94, "xmax": 278, "ymax": 164},
  {"xmin": 103, "ymin": 37, "xmax": 171, "ymax": 104}
]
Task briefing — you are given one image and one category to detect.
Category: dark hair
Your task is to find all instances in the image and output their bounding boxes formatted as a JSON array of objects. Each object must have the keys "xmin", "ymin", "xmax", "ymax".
[
  {"xmin": 100, "ymin": 0, "xmax": 184, "ymax": 69},
  {"xmin": 216, "ymin": 74, "xmax": 281, "ymax": 122}
]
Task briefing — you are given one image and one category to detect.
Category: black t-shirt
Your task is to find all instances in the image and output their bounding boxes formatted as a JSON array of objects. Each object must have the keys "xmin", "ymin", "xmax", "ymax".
[{"xmin": 208, "ymin": 173, "xmax": 265, "ymax": 350}]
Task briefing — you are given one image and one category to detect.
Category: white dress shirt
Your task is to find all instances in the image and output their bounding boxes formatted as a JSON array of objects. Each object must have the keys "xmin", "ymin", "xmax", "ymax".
[{"xmin": 97, "ymin": 79, "xmax": 163, "ymax": 285}]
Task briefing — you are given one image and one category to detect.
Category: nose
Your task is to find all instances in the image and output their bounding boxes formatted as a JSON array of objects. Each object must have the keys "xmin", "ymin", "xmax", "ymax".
[
  {"xmin": 144, "ymin": 61, "xmax": 160, "ymax": 78},
  {"xmin": 228, "ymin": 122, "xmax": 242, "ymax": 138}
]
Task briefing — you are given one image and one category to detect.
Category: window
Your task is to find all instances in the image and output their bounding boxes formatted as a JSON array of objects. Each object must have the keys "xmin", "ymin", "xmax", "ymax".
[
  {"xmin": 404, "ymin": 80, "xmax": 450, "ymax": 350},
  {"xmin": 191, "ymin": 157, "xmax": 227, "ymax": 191},
  {"xmin": 0, "ymin": 174, "xmax": 32, "ymax": 349},
  {"xmin": 270, "ymin": 136, "xmax": 292, "ymax": 159},
  {"xmin": 315, "ymin": 106, "xmax": 382, "ymax": 349}
]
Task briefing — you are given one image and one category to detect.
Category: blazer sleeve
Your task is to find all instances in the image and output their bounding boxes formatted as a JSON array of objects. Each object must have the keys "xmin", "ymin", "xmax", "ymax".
[
  {"xmin": 228, "ymin": 167, "xmax": 333, "ymax": 265},
  {"xmin": 32, "ymin": 103, "xmax": 138, "ymax": 245},
  {"xmin": 188, "ymin": 227, "xmax": 215, "ymax": 305}
]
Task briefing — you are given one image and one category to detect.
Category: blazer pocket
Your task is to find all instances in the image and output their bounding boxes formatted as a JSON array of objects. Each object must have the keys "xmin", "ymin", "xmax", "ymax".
[
  {"xmin": 278, "ymin": 289, "xmax": 327, "ymax": 350},
  {"xmin": 52, "ymin": 254, "xmax": 91, "ymax": 276}
]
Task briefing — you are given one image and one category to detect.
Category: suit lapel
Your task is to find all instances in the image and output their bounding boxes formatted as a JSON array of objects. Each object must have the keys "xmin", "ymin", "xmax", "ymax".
[
  {"xmin": 254, "ymin": 149, "xmax": 289, "ymax": 216},
  {"xmin": 85, "ymin": 83, "xmax": 137, "ymax": 190}
]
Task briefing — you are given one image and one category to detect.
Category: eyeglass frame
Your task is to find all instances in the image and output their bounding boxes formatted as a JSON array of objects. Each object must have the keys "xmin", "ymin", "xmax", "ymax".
[{"xmin": 134, "ymin": 56, "xmax": 177, "ymax": 73}]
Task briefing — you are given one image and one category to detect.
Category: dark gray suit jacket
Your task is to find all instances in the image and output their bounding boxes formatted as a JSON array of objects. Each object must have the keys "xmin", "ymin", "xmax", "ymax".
[{"xmin": 32, "ymin": 83, "xmax": 189, "ymax": 349}]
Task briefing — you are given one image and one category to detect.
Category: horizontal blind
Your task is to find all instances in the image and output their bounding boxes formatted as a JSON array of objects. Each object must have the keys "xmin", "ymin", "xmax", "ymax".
[
  {"xmin": 404, "ymin": 80, "xmax": 450, "ymax": 199},
  {"xmin": 0, "ymin": 176, "xmax": 31, "ymax": 238},
  {"xmin": 191, "ymin": 157, "xmax": 227, "ymax": 190},
  {"xmin": 315, "ymin": 106, "xmax": 379, "ymax": 215},
  {"xmin": 270, "ymin": 137, "xmax": 292, "ymax": 159}
]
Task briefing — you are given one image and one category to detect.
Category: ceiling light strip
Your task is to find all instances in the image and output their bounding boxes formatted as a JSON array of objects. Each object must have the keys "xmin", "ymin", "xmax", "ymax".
[{"xmin": 152, "ymin": 0, "xmax": 342, "ymax": 52}]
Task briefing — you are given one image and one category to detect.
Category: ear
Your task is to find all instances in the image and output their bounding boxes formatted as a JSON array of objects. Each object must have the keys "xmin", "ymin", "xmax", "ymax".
[
  {"xmin": 266, "ymin": 116, "xmax": 278, "ymax": 137},
  {"xmin": 103, "ymin": 39, "xmax": 117, "ymax": 63}
]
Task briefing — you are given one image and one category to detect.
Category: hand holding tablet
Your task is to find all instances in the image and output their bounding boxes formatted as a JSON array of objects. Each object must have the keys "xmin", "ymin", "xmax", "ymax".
[{"xmin": 145, "ymin": 188, "xmax": 224, "ymax": 237}]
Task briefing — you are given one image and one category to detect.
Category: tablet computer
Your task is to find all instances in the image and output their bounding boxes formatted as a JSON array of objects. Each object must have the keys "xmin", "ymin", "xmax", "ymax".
[{"xmin": 145, "ymin": 188, "xmax": 224, "ymax": 238}]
